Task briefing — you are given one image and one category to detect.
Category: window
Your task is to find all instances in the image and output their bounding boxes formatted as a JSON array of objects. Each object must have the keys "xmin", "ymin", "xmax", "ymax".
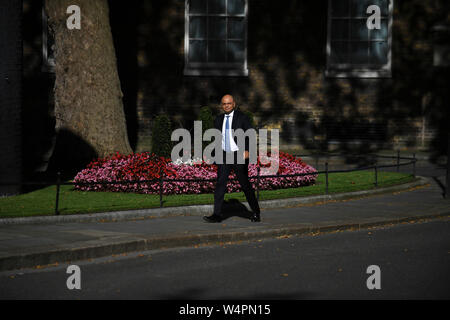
[
  {"xmin": 184, "ymin": 0, "xmax": 248, "ymax": 76},
  {"xmin": 326, "ymin": 0, "xmax": 393, "ymax": 78}
]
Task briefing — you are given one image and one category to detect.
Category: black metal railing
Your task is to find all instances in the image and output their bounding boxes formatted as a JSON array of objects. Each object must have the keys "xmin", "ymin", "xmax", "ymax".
[{"xmin": 0, "ymin": 152, "xmax": 419, "ymax": 216}]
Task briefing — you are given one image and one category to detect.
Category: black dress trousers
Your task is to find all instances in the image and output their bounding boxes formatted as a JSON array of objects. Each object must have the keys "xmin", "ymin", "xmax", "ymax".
[{"xmin": 213, "ymin": 151, "xmax": 260, "ymax": 217}]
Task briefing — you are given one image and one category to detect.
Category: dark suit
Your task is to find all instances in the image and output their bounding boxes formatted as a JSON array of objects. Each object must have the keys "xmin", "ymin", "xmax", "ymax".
[{"xmin": 213, "ymin": 109, "xmax": 260, "ymax": 217}]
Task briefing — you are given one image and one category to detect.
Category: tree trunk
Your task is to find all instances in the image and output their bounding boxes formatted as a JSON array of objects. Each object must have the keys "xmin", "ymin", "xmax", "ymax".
[{"xmin": 45, "ymin": 0, "xmax": 131, "ymax": 174}]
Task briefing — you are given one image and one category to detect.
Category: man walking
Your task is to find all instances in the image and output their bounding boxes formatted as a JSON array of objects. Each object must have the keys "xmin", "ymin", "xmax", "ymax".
[{"xmin": 203, "ymin": 94, "xmax": 261, "ymax": 223}]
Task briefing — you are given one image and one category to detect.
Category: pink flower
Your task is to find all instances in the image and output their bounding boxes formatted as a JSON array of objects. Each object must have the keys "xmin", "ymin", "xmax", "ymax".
[{"xmin": 73, "ymin": 152, "xmax": 317, "ymax": 195}]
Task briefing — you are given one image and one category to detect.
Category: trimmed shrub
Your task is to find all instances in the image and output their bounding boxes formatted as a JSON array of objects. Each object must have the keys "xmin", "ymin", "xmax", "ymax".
[
  {"xmin": 241, "ymin": 109, "xmax": 256, "ymax": 128},
  {"xmin": 198, "ymin": 106, "xmax": 214, "ymax": 150},
  {"xmin": 151, "ymin": 114, "xmax": 172, "ymax": 158}
]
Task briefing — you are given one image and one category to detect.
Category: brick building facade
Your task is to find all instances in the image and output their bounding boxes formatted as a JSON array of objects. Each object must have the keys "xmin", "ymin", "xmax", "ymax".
[{"xmin": 19, "ymin": 0, "xmax": 449, "ymax": 176}]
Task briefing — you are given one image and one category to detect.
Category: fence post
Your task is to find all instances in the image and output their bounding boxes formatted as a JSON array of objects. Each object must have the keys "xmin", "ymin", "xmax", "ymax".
[
  {"xmin": 374, "ymin": 165, "xmax": 378, "ymax": 188},
  {"xmin": 315, "ymin": 152, "xmax": 319, "ymax": 172},
  {"xmin": 397, "ymin": 150, "xmax": 400, "ymax": 172},
  {"xmin": 159, "ymin": 170, "xmax": 163, "ymax": 208},
  {"xmin": 446, "ymin": 133, "xmax": 450, "ymax": 199},
  {"xmin": 55, "ymin": 171, "xmax": 61, "ymax": 216},
  {"xmin": 325, "ymin": 162, "xmax": 329, "ymax": 195},
  {"xmin": 256, "ymin": 165, "xmax": 260, "ymax": 201}
]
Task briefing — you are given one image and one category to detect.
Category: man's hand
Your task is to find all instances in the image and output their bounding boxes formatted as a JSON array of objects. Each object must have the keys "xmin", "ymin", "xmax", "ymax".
[{"xmin": 244, "ymin": 151, "xmax": 249, "ymax": 160}]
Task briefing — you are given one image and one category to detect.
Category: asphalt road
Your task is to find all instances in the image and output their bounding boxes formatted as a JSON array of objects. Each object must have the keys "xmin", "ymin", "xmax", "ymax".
[{"xmin": 0, "ymin": 218, "xmax": 448, "ymax": 300}]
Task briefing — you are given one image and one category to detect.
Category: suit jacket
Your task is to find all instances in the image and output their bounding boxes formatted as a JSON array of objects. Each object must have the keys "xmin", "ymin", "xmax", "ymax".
[{"xmin": 214, "ymin": 109, "xmax": 253, "ymax": 155}]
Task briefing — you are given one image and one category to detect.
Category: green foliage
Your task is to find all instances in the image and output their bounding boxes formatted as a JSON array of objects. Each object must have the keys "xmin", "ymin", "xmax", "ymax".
[
  {"xmin": 0, "ymin": 171, "xmax": 415, "ymax": 218},
  {"xmin": 198, "ymin": 106, "xmax": 214, "ymax": 132},
  {"xmin": 198, "ymin": 106, "xmax": 214, "ymax": 149},
  {"xmin": 151, "ymin": 113, "xmax": 172, "ymax": 158},
  {"xmin": 241, "ymin": 109, "xmax": 256, "ymax": 128}
]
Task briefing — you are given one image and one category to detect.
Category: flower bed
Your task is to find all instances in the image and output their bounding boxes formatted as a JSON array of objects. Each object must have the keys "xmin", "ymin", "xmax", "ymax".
[{"xmin": 73, "ymin": 151, "xmax": 318, "ymax": 195}]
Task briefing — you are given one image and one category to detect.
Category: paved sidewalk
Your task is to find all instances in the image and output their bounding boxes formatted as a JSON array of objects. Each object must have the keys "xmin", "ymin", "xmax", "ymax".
[{"xmin": 0, "ymin": 175, "xmax": 449, "ymax": 272}]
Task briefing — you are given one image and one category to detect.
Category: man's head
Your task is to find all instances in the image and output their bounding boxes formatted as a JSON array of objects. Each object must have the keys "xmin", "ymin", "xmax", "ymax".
[{"xmin": 221, "ymin": 94, "xmax": 236, "ymax": 114}]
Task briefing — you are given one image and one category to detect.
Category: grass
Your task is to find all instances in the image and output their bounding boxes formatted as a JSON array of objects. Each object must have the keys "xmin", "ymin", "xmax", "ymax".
[{"xmin": 0, "ymin": 170, "xmax": 416, "ymax": 218}]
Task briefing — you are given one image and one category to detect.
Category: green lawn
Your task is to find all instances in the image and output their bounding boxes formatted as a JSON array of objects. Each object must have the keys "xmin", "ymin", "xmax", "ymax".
[{"xmin": 0, "ymin": 171, "xmax": 416, "ymax": 218}]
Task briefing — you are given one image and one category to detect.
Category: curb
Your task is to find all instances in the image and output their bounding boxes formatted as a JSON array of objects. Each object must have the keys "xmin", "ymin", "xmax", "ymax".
[
  {"xmin": 0, "ymin": 176, "xmax": 430, "ymax": 226},
  {"xmin": 1, "ymin": 211, "xmax": 448, "ymax": 272}
]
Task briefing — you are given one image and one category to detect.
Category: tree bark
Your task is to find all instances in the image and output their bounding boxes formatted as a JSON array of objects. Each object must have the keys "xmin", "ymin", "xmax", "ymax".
[{"xmin": 45, "ymin": 0, "xmax": 131, "ymax": 173}]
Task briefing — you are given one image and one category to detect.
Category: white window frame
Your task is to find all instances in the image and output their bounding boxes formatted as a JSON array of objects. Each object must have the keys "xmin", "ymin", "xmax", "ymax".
[
  {"xmin": 325, "ymin": 0, "xmax": 393, "ymax": 78},
  {"xmin": 184, "ymin": 0, "xmax": 249, "ymax": 76}
]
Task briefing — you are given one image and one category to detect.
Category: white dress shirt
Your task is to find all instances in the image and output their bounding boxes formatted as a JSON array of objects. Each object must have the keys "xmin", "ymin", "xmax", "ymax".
[{"xmin": 221, "ymin": 110, "xmax": 239, "ymax": 152}]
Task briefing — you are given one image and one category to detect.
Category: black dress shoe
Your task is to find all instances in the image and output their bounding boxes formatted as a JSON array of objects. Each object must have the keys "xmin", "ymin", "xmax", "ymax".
[
  {"xmin": 203, "ymin": 214, "xmax": 222, "ymax": 223},
  {"xmin": 250, "ymin": 212, "xmax": 261, "ymax": 222}
]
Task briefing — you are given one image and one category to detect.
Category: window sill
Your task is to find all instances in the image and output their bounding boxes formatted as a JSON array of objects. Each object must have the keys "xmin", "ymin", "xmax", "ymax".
[
  {"xmin": 183, "ymin": 67, "xmax": 249, "ymax": 77},
  {"xmin": 325, "ymin": 69, "xmax": 392, "ymax": 78}
]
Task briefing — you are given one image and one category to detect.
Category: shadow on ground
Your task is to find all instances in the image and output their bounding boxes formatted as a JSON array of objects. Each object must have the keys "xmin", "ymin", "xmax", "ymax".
[{"xmin": 221, "ymin": 199, "xmax": 254, "ymax": 221}]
